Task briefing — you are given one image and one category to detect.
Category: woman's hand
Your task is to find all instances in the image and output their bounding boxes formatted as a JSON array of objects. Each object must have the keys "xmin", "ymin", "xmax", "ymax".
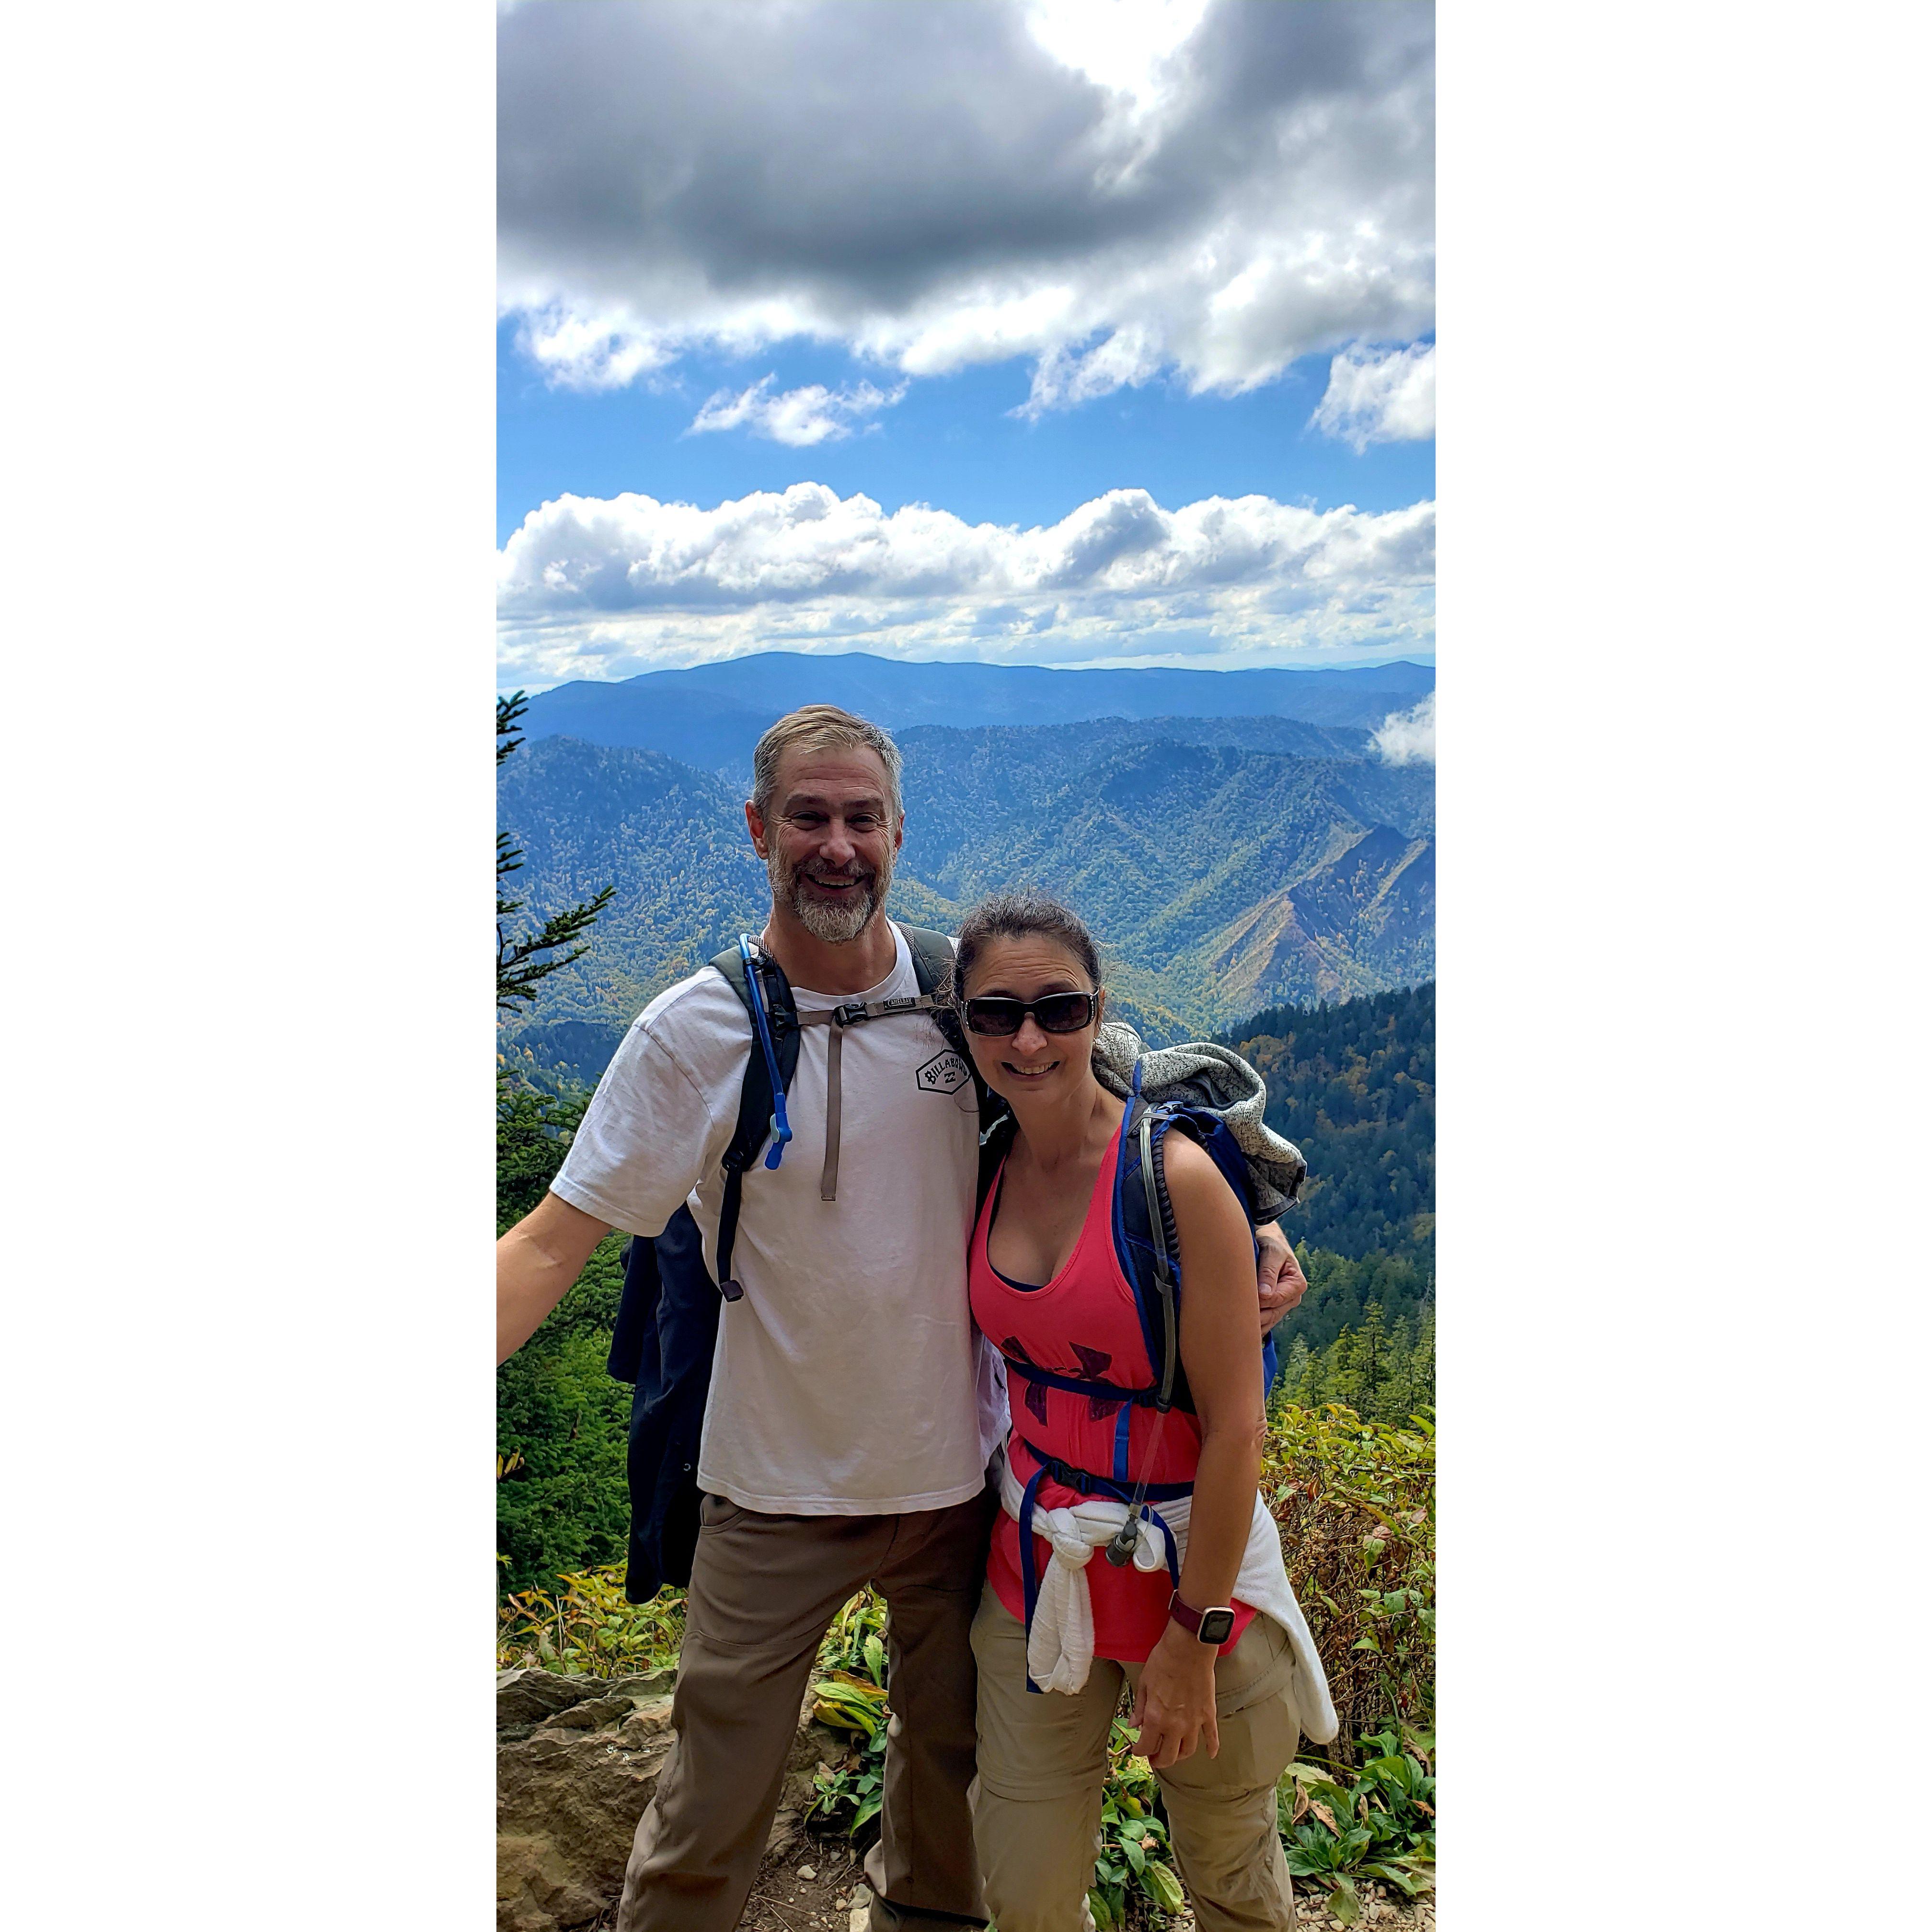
[{"xmin": 1130, "ymin": 1623, "xmax": 1220, "ymax": 1769}]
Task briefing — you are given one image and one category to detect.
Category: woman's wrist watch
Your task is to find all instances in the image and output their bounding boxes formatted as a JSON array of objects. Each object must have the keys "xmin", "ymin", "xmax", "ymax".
[{"xmin": 1167, "ymin": 1592, "xmax": 1235, "ymax": 1646}]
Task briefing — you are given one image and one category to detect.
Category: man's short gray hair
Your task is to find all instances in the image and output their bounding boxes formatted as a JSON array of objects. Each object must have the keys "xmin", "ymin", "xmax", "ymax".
[{"xmin": 751, "ymin": 705, "xmax": 905, "ymax": 822}]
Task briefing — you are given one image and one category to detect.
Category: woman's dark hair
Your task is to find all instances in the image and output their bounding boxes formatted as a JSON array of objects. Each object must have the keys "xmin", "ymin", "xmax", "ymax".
[{"xmin": 948, "ymin": 891, "xmax": 1103, "ymax": 1006}]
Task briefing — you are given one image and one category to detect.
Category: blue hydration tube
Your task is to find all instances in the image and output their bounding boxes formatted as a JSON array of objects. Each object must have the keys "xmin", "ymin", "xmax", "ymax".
[{"xmin": 737, "ymin": 934, "xmax": 793, "ymax": 1168}]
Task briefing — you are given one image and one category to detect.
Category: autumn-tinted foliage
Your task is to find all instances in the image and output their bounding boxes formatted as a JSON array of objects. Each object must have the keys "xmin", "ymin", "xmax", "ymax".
[{"xmin": 1264, "ymin": 1399, "xmax": 1435, "ymax": 1758}]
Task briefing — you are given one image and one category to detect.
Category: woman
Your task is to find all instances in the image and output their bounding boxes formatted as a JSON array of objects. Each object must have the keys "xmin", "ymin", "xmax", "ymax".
[{"xmin": 954, "ymin": 891, "xmax": 1313, "ymax": 1932}]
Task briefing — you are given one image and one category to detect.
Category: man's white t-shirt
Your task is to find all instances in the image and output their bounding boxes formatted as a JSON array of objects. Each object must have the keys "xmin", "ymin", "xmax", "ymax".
[{"xmin": 552, "ymin": 927, "xmax": 1005, "ymax": 1516}]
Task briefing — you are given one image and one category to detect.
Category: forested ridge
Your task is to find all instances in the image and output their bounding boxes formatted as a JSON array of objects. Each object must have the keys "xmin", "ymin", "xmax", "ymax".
[
  {"xmin": 499, "ymin": 725, "xmax": 1434, "ymax": 1072},
  {"xmin": 1224, "ymin": 982, "xmax": 1435, "ymax": 1426},
  {"xmin": 1225, "ymin": 981, "xmax": 1433, "ymax": 1272}
]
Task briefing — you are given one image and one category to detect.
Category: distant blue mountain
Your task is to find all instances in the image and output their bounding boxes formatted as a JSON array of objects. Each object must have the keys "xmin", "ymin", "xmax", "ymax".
[{"xmin": 517, "ymin": 650, "xmax": 1433, "ymax": 772}]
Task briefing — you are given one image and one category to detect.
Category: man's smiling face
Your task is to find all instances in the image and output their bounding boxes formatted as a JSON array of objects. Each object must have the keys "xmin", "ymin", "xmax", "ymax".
[{"xmin": 748, "ymin": 744, "xmax": 902, "ymax": 945}]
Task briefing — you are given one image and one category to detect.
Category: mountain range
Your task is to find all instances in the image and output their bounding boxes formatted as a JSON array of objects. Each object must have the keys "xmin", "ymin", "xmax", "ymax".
[
  {"xmin": 499, "ymin": 665, "xmax": 1434, "ymax": 1090},
  {"xmin": 515, "ymin": 650, "xmax": 1433, "ymax": 782}
]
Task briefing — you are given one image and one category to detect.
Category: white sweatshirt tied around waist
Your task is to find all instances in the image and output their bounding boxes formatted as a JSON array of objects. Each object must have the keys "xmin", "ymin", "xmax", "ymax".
[{"xmin": 995, "ymin": 1446, "xmax": 1339, "ymax": 1743}]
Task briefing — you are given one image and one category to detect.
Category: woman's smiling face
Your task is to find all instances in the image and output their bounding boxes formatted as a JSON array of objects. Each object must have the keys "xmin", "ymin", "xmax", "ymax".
[{"xmin": 959, "ymin": 933, "xmax": 1104, "ymax": 1108}]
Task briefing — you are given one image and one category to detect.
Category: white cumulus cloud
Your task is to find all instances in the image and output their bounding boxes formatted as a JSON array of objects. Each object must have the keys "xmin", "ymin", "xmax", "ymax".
[
  {"xmin": 496, "ymin": 482, "xmax": 1434, "ymax": 688},
  {"xmin": 516, "ymin": 305, "xmax": 675, "ymax": 391},
  {"xmin": 1372, "ymin": 691, "xmax": 1435, "ymax": 765},
  {"xmin": 497, "ymin": 0, "xmax": 1434, "ymax": 408},
  {"xmin": 1312, "ymin": 342, "xmax": 1436, "ymax": 451},
  {"xmin": 688, "ymin": 375, "xmax": 908, "ymax": 446}
]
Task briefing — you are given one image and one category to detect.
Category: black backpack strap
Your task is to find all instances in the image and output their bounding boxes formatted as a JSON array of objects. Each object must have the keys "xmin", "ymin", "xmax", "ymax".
[
  {"xmin": 974, "ymin": 1108, "xmax": 1016, "ymax": 1215},
  {"xmin": 896, "ymin": 921, "xmax": 956, "ymax": 999},
  {"xmin": 895, "ymin": 921, "xmax": 1012, "ymax": 1208},
  {"xmin": 708, "ymin": 940, "xmax": 800, "ymax": 1300},
  {"xmin": 1138, "ymin": 1101, "xmax": 1182, "ymax": 1412}
]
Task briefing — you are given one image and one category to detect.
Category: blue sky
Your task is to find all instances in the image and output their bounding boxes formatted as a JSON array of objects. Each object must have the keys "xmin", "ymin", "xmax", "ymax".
[
  {"xmin": 496, "ymin": 0, "xmax": 1436, "ymax": 688},
  {"xmin": 497, "ymin": 327, "xmax": 1436, "ymax": 548}
]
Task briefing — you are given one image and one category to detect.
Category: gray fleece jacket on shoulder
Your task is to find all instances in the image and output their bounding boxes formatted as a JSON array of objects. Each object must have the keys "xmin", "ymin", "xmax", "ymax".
[{"xmin": 1090, "ymin": 1023, "xmax": 1307, "ymax": 1224}]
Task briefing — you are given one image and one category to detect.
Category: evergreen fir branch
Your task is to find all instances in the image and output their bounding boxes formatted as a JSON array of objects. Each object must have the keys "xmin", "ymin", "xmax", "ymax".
[
  {"xmin": 497, "ymin": 887, "xmax": 618, "ymax": 1009},
  {"xmin": 497, "ymin": 690, "xmax": 529, "ymax": 767},
  {"xmin": 495, "ymin": 689, "xmax": 614, "ymax": 1010}
]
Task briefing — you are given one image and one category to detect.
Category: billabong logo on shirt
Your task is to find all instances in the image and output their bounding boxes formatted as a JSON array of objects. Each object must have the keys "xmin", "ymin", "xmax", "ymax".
[{"xmin": 916, "ymin": 1049, "xmax": 972, "ymax": 1096}]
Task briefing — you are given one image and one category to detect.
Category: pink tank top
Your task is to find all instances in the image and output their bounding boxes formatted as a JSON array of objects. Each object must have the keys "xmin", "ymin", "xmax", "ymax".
[{"xmin": 968, "ymin": 1128, "xmax": 1255, "ymax": 1662}]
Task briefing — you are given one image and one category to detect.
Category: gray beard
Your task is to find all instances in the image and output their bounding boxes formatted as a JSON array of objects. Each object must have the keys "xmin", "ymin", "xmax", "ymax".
[{"xmin": 770, "ymin": 848, "xmax": 892, "ymax": 945}]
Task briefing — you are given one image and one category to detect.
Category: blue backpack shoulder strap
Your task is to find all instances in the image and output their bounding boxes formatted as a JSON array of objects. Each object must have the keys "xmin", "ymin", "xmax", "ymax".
[{"xmin": 1113, "ymin": 1079, "xmax": 1276, "ymax": 1410}]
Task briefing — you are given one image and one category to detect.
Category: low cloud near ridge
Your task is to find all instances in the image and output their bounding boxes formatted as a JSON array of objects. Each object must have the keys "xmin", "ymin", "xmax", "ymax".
[
  {"xmin": 1372, "ymin": 691, "xmax": 1436, "ymax": 764},
  {"xmin": 499, "ymin": 0, "xmax": 1434, "ymax": 409},
  {"xmin": 496, "ymin": 482, "xmax": 1435, "ymax": 688}
]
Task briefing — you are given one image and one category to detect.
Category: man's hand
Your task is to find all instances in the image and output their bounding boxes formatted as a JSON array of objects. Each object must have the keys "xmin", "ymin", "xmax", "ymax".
[{"xmin": 1254, "ymin": 1222, "xmax": 1307, "ymax": 1336}]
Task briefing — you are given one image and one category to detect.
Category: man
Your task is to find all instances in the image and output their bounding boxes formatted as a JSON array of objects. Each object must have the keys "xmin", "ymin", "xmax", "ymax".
[{"xmin": 496, "ymin": 704, "xmax": 1305, "ymax": 1932}]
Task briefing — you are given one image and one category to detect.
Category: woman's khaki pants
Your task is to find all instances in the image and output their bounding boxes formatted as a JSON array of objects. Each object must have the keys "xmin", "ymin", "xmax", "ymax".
[{"xmin": 970, "ymin": 1587, "xmax": 1301, "ymax": 1932}]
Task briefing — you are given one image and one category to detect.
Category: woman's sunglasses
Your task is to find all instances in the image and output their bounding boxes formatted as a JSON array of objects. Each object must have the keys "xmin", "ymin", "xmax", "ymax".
[{"xmin": 962, "ymin": 991, "xmax": 1098, "ymax": 1037}]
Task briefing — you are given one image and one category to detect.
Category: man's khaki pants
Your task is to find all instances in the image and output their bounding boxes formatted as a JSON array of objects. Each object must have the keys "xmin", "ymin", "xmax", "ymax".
[
  {"xmin": 970, "ymin": 1588, "xmax": 1301, "ymax": 1932},
  {"xmin": 615, "ymin": 1489, "xmax": 995, "ymax": 1932}
]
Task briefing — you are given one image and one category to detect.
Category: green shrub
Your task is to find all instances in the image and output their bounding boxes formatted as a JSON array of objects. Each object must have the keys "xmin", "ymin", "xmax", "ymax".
[
  {"xmin": 495, "ymin": 1234, "xmax": 632, "ymax": 1594},
  {"xmin": 497, "ymin": 1564, "xmax": 685, "ymax": 1677},
  {"xmin": 1264, "ymin": 1399, "xmax": 1435, "ymax": 1759}
]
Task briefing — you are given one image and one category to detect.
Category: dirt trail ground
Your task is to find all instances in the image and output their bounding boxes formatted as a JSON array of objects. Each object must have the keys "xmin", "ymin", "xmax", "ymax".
[{"xmin": 581, "ymin": 1828, "xmax": 1434, "ymax": 1932}]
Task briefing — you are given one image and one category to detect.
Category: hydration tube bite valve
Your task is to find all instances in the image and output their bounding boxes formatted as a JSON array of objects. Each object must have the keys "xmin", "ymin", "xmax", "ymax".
[{"xmin": 738, "ymin": 935, "xmax": 793, "ymax": 1169}]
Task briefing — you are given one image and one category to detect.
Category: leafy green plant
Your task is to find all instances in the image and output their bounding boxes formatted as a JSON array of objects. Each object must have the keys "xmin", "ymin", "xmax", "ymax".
[
  {"xmin": 1277, "ymin": 1730, "xmax": 1436, "ymax": 1925},
  {"xmin": 1087, "ymin": 1721, "xmax": 1186, "ymax": 1928},
  {"xmin": 496, "ymin": 1564, "xmax": 686, "ymax": 1676},
  {"xmin": 1349, "ymin": 1725, "xmax": 1436, "ymax": 1869},
  {"xmin": 1283, "ymin": 1819, "xmax": 1374, "ymax": 1924},
  {"xmin": 807, "ymin": 1591, "xmax": 893, "ymax": 1839},
  {"xmin": 818, "ymin": 1588, "xmax": 890, "ymax": 1683}
]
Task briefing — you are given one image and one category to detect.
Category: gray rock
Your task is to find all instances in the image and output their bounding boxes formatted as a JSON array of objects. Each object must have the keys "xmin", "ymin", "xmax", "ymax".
[
  {"xmin": 497, "ymin": 1669, "xmax": 606, "ymax": 1733},
  {"xmin": 498, "ymin": 1678, "xmax": 839, "ymax": 1932},
  {"xmin": 498, "ymin": 1723, "xmax": 674, "ymax": 1932},
  {"xmin": 595, "ymin": 1669, "xmax": 678, "ymax": 1704},
  {"xmin": 618, "ymin": 1698, "xmax": 675, "ymax": 1742},
  {"xmin": 536, "ymin": 1696, "xmax": 635, "ymax": 1733},
  {"xmin": 498, "ymin": 1668, "xmax": 681, "ymax": 1745}
]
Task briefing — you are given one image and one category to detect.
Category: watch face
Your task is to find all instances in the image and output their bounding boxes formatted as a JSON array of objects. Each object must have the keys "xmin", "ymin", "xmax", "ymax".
[{"xmin": 1200, "ymin": 1608, "xmax": 1236, "ymax": 1646}]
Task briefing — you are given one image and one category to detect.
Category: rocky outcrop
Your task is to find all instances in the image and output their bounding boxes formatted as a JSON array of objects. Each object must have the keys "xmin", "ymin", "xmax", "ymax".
[{"xmin": 496, "ymin": 1668, "xmax": 839, "ymax": 1932}]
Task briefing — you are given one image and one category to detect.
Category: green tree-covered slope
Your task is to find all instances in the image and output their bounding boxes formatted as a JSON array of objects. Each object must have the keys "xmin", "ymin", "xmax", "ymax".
[
  {"xmin": 1226, "ymin": 982, "xmax": 1436, "ymax": 1419},
  {"xmin": 498, "ymin": 721, "xmax": 1434, "ymax": 1077}
]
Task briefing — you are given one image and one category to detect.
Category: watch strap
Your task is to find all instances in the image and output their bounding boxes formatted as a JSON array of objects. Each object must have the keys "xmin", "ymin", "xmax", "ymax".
[{"xmin": 1167, "ymin": 1591, "xmax": 1235, "ymax": 1644}]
